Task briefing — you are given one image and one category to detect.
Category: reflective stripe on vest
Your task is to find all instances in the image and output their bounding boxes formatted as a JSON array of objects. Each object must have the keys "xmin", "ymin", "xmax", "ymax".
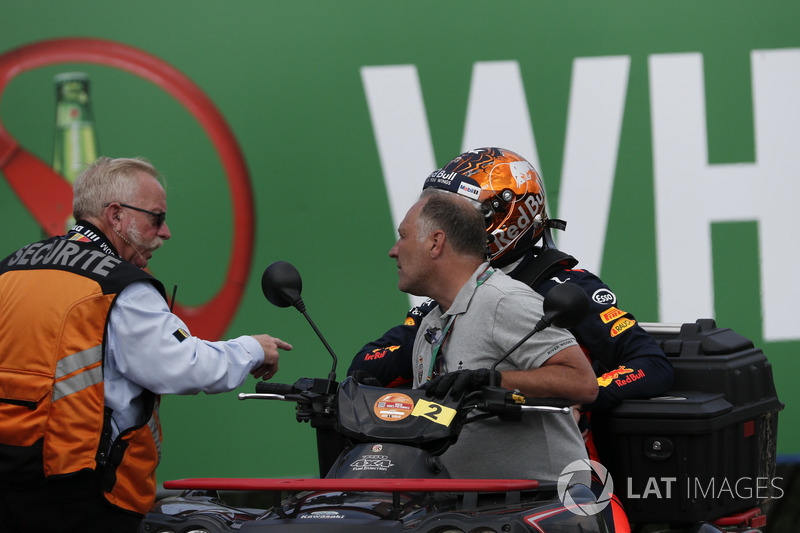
[
  {"xmin": 147, "ymin": 406, "xmax": 162, "ymax": 463},
  {"xmin": 53, "ymin": 345, "xmax": 103, "ymax": 401}
]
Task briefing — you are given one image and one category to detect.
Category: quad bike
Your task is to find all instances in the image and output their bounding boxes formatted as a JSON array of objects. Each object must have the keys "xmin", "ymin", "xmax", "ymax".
[{"xmin": 140, "ymin": 262, "xmax": 784, "ymax": 533}]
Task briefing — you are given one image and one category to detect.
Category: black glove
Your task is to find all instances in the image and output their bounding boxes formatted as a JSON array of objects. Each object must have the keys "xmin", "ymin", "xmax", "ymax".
[
  {"xmin": 351, "ymin": 370, "xmax": 383, "ymax": 387},
  {"xmin": 423, "ymin": 368, "xmax": 501, "ymax": 400}
]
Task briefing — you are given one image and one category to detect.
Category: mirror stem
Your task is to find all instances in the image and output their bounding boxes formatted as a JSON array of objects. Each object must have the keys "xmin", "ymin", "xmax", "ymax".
[
  {"xmin": 301, "ymin": 310, "xmax": 338, "ymax": 379},
  {"xmin": 489, "ymin": 316, "xmax": 549, "ymax": 386}
]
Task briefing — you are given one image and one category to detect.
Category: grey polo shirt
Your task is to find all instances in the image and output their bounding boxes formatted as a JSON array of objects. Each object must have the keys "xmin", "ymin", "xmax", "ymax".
[{"xmin": 412, "ymin": 262, "xmax": 588, "ymax": 482}]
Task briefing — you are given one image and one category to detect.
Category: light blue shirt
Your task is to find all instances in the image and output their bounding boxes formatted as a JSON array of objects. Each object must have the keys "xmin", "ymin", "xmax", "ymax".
[{"xmin": 104, "ymin": 280, "xmax": 263, "ymax": 440}]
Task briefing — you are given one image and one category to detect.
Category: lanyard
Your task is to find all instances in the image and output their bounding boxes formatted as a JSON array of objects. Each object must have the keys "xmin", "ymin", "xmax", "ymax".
[
  {"xmin": 425, "ymin": 267, "xmax": 494, "ymax": 382},
  {"xmin": 426, "ymin": 315, "xmax": 456, "ymax": 381}
]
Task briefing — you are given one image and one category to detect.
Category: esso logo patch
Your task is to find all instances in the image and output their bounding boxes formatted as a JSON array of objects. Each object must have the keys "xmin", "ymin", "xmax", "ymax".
[{"xmin": 592, "ymin": 288, "xmax": 616, "ymax": 306}]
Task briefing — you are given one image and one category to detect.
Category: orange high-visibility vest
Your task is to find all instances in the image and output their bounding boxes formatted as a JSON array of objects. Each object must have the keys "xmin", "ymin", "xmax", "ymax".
[{"xmin": 0, "ymin": 235, "xmax": 166, "ymax": 514}]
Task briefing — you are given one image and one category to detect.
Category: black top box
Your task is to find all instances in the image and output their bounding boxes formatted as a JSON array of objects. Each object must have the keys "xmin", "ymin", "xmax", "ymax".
[{"xmin": 591, "ymin": 319, "xmax": 784, "ymax": 526}]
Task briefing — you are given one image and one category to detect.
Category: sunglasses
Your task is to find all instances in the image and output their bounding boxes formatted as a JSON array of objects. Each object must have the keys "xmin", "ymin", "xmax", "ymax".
[{"xmin": 118, "ymin": 203, "xmax": 167, "ymax": 228}]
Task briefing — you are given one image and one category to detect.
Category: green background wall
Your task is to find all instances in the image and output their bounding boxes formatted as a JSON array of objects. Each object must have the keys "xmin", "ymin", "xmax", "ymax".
[{"xmin": 1, "ymin": 1, "xmax": 797, "ymax": 483}]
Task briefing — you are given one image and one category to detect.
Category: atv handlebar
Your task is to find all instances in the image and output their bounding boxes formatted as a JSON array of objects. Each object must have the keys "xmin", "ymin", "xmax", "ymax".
[
  {"xmin": 241, "ymin": 378, "xmax": 573, "ymax": 416},
  {"xmin": 254, "ymin": 381, "xmax": 295, "ymax": 395}
]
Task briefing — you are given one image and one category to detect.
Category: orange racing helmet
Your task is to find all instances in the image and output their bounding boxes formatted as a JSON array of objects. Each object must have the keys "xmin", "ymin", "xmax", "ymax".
[{"xmin": 423, "ymin": 147, "xmax": 562, "ymax": 267}]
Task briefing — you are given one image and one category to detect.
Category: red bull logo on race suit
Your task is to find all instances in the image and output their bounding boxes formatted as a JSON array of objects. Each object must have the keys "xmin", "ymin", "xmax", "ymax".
[{"xmin": 597, "ymin": 365, "xmax": 646, "ymax": 387}]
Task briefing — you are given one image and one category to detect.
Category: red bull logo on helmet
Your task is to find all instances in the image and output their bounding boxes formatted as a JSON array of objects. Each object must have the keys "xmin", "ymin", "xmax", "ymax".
[
  {"xmin": 488, "ymin": 159, "xmax": 545, "ymax": 253},
  {"xmin": 424, "ymin": 170, "xmax": 482, "ymax": 201},
  {"xmin": 427, "ymin": 169, "xmax": 458, "ymax": 183},
  {"xmin": 508, "ymin": 160, "xmax": 540, "ymax": 189},
  {"xmin": 491, "ymin": 189, "xmax": 545, "ymax": 251}
]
